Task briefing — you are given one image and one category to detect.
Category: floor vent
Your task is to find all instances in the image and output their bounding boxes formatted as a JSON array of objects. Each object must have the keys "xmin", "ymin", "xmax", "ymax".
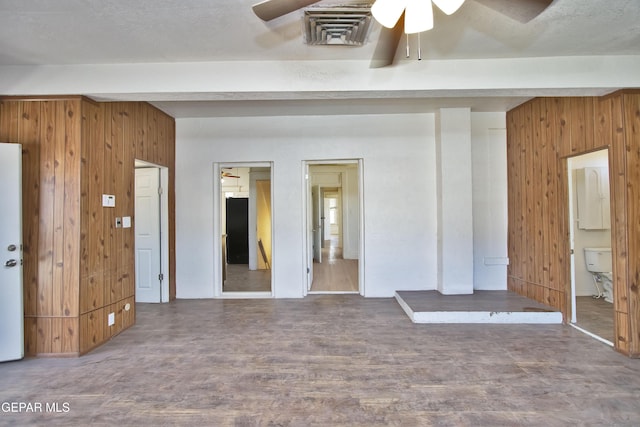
[{"xmin": 303, "ymin": 5, "xmax": 373, "ymax": 46}]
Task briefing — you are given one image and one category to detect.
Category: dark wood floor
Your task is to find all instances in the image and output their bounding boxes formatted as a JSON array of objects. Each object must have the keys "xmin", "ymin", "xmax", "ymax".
[
  {"xmin": 223, "ymin": 264, "xmax": 271, "ymax": 293},
  {"xmin": 397, "ymin": 290, "xmax": 558, "ymax": 312},
  {"xmin": 575, "ymin": 296, "xmax": 615, "ymax": 343},
  {"xmin": 1, "ymin": 296, "xmax": 639, "ymax": 426}
]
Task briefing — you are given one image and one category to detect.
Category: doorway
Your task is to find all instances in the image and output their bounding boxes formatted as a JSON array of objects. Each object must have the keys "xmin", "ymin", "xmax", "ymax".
[
  {"xmin": 218, "ymin": 163, "xmax": 273, "ymax": 296},
  {"xmin": 304, "ymin": 161, "xmax": 363, "ymax": 295},
  {"xmin": 567, "ymin": 149, "xmax": 614, "ymax": 345},
  {"xmin": 134, "ymin": 160, "xmax": 170, "ymax": 303}
]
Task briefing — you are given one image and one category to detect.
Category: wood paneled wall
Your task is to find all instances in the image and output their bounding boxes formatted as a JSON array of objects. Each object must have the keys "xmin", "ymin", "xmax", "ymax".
[
  {"xmin": 0, "ymin": 97, "xmax": 175, "ymax": 356},
  {"xmin": 507, "ymin": 92, "xmax": 640, "ymax": 356}
]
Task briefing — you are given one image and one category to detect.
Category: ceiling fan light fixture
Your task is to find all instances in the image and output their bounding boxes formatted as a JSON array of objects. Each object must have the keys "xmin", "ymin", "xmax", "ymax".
[
  {"xmin": 371, "ymin": 0, "xmax": 407, "ymax": 28},
  {"xmin": 404, "ymin": 0, "xmax": 434, "ymax": 34},
  {"xmin": 432, "ymin": 0, "xmax": 466, "ymax": 15}
]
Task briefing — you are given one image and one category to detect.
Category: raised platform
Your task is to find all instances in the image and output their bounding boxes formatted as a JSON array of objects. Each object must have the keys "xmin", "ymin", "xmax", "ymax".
[{"xmin": 395, "ymin": 290, "xmax": 563, "ymax": 324}]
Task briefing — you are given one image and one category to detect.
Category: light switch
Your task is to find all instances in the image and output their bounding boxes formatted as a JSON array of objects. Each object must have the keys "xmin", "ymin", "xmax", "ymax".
[
  {"xmin": 108, "ymin": 312, "xmax": 115, "ymax": 326},
  {"xmin": 102, "ymin": 194, "xmax": 116, "ymax": 207},
  {"xmin": 122, "ymin": 216, "xmax": 131, "ymax": 228}
]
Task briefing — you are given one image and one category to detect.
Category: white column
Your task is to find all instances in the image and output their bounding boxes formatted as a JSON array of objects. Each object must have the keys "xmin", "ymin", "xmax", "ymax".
[{"xmin": 436, "ymin": 108, "xmax": 474, "ymax": 295}]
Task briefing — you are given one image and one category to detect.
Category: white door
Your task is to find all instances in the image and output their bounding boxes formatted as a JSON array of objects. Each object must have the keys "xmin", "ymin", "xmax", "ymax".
[
  {"xmin": 135, "ymin": 168, "xmax": 162, "ymax": 303},
  {"xmin": 312, "ymin": 185, "xmax": 322, "ymax": 264},
  {"xmin": 306, "ymin": 166, "xmax": 314, "ymax": 291},
  {"xmin": 0, "ymin": 143, "xmax": 24, "ymax": 362}
]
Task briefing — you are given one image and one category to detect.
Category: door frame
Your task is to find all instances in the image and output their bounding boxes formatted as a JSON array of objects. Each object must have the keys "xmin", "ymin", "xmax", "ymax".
[
  {"xmin": 134, "ymin": 160, "xmax": 170, "ymax": 303},
  {"xmin": 566, "ymin": 150, "xmax": 614, "ymax": 346},
  {"xmin": 213, "ymin": 162, "xmax": 274, "ymax": 298},
  {"xmin": 302, "ymin": 159, "xmax": 365, "ymax": 296}
]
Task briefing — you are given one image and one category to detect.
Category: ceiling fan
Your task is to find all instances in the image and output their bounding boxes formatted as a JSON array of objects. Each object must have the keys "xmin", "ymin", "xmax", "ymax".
[
  {"xmin": 252, "ymin": 0, "xmax": 553, "ymax": 67},
  {"xmin": 221, "ymin": 169, "xmax": 241, "ymax": 179}
]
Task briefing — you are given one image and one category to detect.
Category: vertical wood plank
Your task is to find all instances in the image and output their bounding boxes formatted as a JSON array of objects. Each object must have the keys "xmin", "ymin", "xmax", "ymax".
[
  {"xmin": 506, "ymin": 110, "xmax": 516, "ymax": 283},
  {"xmin": 570, "ymin": 97, "xmax": 594, "ymax": 153},
  {"xmin": 515, "ymin": 105, "xmax": 524, "ymax": 284},
  {"xmin": 541, "ymin": 99, "xmax": 552, "ymax": 292},
  {"xmin": 62, "ymin": 100, "xmax": 81, "ymax": 317},
  {"xmin": 623, "ymin": 93, "xmax": 640, "ymax": 355},
  {"xmin": 147, "ymin": 106, "xmax": 157, "ymax": 164},
  {"xmin": 154, "ymin": 107, "xmax": 163, "ymax": 164},
  {"xmin": 36, "ymin": 318, "xmax": 51, "ymax": 354},
  {"xmin": 80, "ymin": 100, "xmax": 105, "ymax": 314},
  {"xmin": 38, "ymin": 101, "xmax": 57, "ymax": 317},
  {"xmin": 51, "ymin": 101, "xmax": 67, "ymax": 317},
  {"xmin": 80, "ymin": 308, "xmax": 105, "ymax": 354},
  {"xmin": 544, "ymin": 98, "xmax": 558, "ymax": 292},
  {"xmin": 23, "ymin": 318, "xmax": 37, "ymax": 356},
  {"xmin": 103, "ymin": 103, "xmax": 115, "ymax": 306},
  {"xmin": 523, "ymin": 102, "xmax": 534, "ymax": 284},
  {"xmin": 556, "ymin": 98, "xmax": 572, "ymax": 157},
  {"xmin": 610, "ymin": 96, "xmax": 628, "ymax": 316},
  {"xmin": 18, "ymin": 102, "xmax": 42, "ymax": 318},
  {"xmin": 0, "ymin": 100, "xmax": 18, "ymax": 141},
  {"xmin": 122, "ymin": 104, "xmax": 135, "ymax": 299},
  {"xmin": 112, "ymin": 104, "xmax": 125, "ymax": 303},
  {"xmin": 50, "ymin": 317, "xmax": 62, "ymax": 353},
  {"xmin": 532, "ymin": 99, "xmax": 544, "ymax": 288},
  {"xmin": 616, "ymin": 311, "xmax": 630, "ymax": 354}
]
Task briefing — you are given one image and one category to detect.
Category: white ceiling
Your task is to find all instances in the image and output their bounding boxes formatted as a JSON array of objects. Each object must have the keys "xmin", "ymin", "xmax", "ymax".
[{"xmin": 1, "ymin": 0, "xmax": 639, "ymax": 117}]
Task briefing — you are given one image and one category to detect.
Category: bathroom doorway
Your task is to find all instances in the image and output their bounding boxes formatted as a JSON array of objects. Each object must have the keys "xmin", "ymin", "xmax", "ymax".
[{"xmin": 567, "ymin": 149, "xmax": 614, "ymax": 345}]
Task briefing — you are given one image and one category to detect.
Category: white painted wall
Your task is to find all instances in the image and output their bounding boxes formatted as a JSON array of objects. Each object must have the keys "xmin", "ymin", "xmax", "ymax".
[
  {"xmin": 471, "ymin": 113, "xmax": 508, "ymax": 290},
  {"xmin": 436, "ymin": 108, "xmax": 474, "ymax": 295},
  {"xmin": 343, "ymin": 166, "xmax": 359, "ymax": 260},
  {"xmin": 175, "ymin": 112, "xmax": 508, "ymax": 298}
]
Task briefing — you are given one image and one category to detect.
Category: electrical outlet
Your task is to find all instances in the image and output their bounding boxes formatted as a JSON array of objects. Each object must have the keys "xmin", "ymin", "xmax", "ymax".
[
  {"xmin": 102, "ymin": 194, "xmax": 116, "ymax": 207},
  {"xmin": 108, "ymin": 312, "xmax": 115, "ymax": 326}
]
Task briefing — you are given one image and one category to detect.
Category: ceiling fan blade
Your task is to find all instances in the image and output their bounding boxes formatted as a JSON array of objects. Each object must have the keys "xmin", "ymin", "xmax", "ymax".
[
  {"xmin": 370, "ymin": 12, "xmax": 405, "ymax": 69},
  {"xmin": 252, "ymin": 0, "xmax": 322, "ymax": 21},
  {"xmin": 473, "ymin": 0, "xmax": 553, "ymax": 23}
]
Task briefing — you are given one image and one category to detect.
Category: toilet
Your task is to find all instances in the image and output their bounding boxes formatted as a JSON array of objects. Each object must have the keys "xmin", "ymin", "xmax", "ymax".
[{"xmin": 584, "ymin": 247, "xmax": 613, "ymax": 303}]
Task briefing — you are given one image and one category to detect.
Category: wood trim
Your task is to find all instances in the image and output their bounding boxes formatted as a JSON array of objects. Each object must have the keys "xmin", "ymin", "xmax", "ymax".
[{"xmin": 0, "ymin": 95, "xmax": 93, "ymax": 104}]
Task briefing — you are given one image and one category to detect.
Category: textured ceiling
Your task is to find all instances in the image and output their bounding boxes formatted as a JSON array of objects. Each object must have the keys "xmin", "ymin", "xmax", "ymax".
[
  {"xmin": 1, "ymin": 0, "xmax": 638, "ymax": 65},
  {"xmin": 0, "ymin": 0, "xmax": 639, "ymax": 116}
]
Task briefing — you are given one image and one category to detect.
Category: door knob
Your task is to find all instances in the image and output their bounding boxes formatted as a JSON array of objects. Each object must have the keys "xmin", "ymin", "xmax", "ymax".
[
  {"xmin": 7, "ymin": 244, "xmax": 17, "ymax": 252},
  {"xmin": 5, "ymin": 259, "xmax": 17, "ymax": 267}
]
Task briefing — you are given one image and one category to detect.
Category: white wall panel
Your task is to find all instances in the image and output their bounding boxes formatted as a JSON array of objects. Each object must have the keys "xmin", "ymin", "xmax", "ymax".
[{"xmin": 176, "ymin": 112, "xmax": 507, "ymax": 298}]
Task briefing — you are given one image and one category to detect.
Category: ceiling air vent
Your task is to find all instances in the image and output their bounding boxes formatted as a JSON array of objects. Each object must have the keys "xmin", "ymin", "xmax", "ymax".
[{"xmin": 303, "ymin": 5, "xmax": 373, "ymax": 46}]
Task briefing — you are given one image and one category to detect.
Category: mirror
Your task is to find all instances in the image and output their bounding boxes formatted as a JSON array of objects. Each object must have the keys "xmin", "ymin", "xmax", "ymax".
[{"xmin": 220, "ymin": 164, "xmax": 272, "ymax": 294}]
